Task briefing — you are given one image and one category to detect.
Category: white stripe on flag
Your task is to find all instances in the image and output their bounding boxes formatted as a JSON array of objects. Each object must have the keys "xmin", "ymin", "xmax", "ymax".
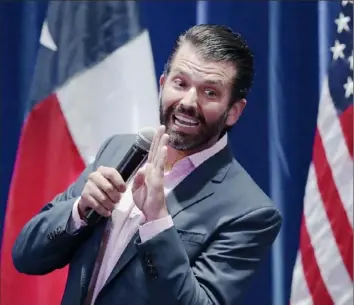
[
  {"xmin": 57, "ymin": 30, "xmax": 159, "ymax": 164},
  {"xmin": 303, "ymin": 164, "xmax": 353, "ymax": 305},
  {"xmin": 290, "ymin": 253, "xmax": 313, "ymax": 305},
  {"xmin": 316, "ymin": 77, "xmax": 353, "ymax": 225}
]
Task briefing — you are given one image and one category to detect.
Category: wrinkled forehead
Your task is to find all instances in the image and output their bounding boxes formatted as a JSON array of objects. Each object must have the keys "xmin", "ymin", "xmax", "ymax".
[{"xmin": 169, "ymin": 42, "xmax": 237, "ymax": 85}]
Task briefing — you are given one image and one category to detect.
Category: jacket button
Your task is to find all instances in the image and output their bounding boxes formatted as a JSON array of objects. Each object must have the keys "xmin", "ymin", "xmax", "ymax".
[
  {"xmin": 144, "ymin": 252, "xmax": 152, "ymax": 264},
  {"xmin": 148, "ymin": 266, "xmax": 158, "ymax": 279}
]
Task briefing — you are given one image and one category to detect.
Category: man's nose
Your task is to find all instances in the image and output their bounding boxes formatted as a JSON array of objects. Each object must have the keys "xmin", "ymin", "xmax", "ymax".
[{"xmin": 180, "ymin": 87, "xmax": 198, "ymax": 108}]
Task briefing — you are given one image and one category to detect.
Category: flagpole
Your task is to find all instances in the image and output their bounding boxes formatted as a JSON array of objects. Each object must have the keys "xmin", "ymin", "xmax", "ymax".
[
  {"xmin": 268, "ymin": 2, "xmax": 285, "ymax": 305},
  {"xmin": 318, "ymin": 1, "xmax": 330, "ymax": 92},
  {"xmin": 196, "ymin": 0, "xmax": 208, "ymax": 25}
]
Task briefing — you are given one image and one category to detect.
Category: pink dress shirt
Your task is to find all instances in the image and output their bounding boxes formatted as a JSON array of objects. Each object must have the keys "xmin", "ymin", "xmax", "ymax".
[{"xmin": 70, "ymin": 133, "xmax": 227, "ymax": 304}]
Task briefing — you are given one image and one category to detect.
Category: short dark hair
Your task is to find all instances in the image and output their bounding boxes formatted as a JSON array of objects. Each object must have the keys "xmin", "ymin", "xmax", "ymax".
[{"xmin": 163, "ymin": 24, "xmax": 254, "ymax": 105}]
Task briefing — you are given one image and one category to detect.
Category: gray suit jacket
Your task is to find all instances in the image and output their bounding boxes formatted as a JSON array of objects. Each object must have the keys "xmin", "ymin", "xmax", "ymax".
[{"xmin": 12, "ymin": 134, "xmax": 282, "ymax": 305}]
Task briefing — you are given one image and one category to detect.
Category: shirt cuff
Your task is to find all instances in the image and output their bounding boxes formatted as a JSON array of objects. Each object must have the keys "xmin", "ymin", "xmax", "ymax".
[
  {"xmin": 139, "ymin": 215, "xmax": 174, "ymax": 243},
  {"xmin": 67, "ymin": 197, "xmax": 87, "ymax": 233}
]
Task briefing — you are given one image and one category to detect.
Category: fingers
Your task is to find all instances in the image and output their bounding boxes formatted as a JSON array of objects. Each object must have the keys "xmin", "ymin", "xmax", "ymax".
[
  {"xmin": 154, "ymin": 134, "xmax": 169, "ymax": 174},
  {"xmin": 155, "ymin": 133, "xmax": 169, "ymax": 165},
  {"xmin": 90, "ymin": 173, "xmax": 120, "ymax": 203},
  {"xmin": 131, "ymin": 168, "xmax": 146, "ymax": 193},
  {"xmin": 79, "ymin": 166, "xmax": 126, "ymax": 218},
  {"xmin": 148, "ymin": 125, "xmax": 165, "ymax": 163},
  {"xmin": 156, "ymin": 145, "xmax": 168, "ymax": 176},
  {"xmin": 89, "ymin": 178, "xmax": 117, "ymax": 208},
  {"xmin": 80, "ymin": 195, "xmax": 111, "ymax": 217},
  {"xmin": 146, "ymin": 125, "xmax": 169, "ymax": 179},
  {"xmin": 98, "ymin": 166, "xmax": 126, "ymax": 193},
  {"xmin": 84, "ymin": 179, "xmax": 115, "ymax": 215}
]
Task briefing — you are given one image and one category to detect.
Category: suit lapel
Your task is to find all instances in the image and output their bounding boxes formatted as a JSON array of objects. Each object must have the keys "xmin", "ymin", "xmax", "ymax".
[
  {"xmin": 100, "ymin": 145, "xmax": 233, "ymax": 292},
  {"xmin": 102, "ymin": 230, "xmax": 139, "ymax": 289},
  {"xmin": 166, "ymin": 146, "xmax": 232, "ymax": 218},
  {"xmin": 79, "ymin": 220, "xmax": 107, "ymax": 302}
]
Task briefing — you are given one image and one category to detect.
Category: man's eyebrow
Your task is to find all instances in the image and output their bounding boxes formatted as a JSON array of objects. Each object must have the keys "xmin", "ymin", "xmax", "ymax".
[
  {"xmin": 172, "ymin": 69, "xmax": 225, "ymax": 86},
  {"xmin": 204, "ymin": 79, "xmax": 224, "ymax": 86}
]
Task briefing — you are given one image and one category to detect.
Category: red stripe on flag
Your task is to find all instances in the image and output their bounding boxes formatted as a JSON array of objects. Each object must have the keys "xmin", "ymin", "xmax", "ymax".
[
  {"xmin": 0, "ymin": 94, "xmax": 85, "ymax": 305},
  {"xmin": 300, "ymin": 215, "xmax": 334, "ymax": 305},
  {"xmin": 313, "ymin": 130, "xmax": 353, "ymax": 279},
  {"xmin": 339, "ymin": 104, "xmax": 353, "ymax": 158}
]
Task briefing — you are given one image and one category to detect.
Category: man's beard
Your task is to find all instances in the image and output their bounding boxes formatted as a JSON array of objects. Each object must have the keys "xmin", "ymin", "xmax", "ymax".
[{"xmin": 159, "ymin": 97, "xmax": 228, "ymax": 151}]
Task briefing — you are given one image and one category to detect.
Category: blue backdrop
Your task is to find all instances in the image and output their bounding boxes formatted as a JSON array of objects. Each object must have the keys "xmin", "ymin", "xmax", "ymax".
[{"xmin": 0, "ymin": 1, "xmax": 340, "ymax": 304}]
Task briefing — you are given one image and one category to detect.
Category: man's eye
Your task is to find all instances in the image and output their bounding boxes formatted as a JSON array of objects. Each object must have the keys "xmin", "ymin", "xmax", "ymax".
[
  {"xmin": 174, "ymin": 79, "xmax": 186, "ymax": 87},
  {"xmin": 205, "ymin": 89, "xmax": 217, "ymax": 97}
]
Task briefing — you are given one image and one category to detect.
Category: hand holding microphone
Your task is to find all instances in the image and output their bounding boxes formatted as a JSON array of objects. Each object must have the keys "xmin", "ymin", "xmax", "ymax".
[
  {"xmin": 81, "ymin": 126, "xmax": 157, "ymax": 226},
  {"xmin": 77, "ymin": 166, "xmax": 127, "ymax": 220},
  {"xmin": 78, "ymin": 125, "xmax": 170, "ymax": 225}
]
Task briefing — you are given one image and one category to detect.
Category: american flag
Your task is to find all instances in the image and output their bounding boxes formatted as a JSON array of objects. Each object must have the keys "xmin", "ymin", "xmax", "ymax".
[{"xmin": 290, "ymin": 1, "xmax": 353, "ymax": 305}]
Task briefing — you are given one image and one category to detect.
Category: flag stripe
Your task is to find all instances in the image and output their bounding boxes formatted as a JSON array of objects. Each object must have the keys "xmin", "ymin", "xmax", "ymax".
[
  {"xmin": 0, "ymin": 94, "xmax": 84, "ymax": 305},
  {"xmin": 304, "ymin": 164, "xmax": 353, "ymax": 304},
  {"xmin": 290, "ymin": 253, "xmax": 313, "ymax": 305},
  {"xmin": 56, "ymin": 30, "xmax": 159, "ymax": 166},
  {"xmin": 313, "ymin": 131, "xmax": 353, "ymax": 278},
  {"xmin": 339, "ymin": 105, "xmax": 353, "ymax": 158},
  {"xmin": 317, "ymin": 78, "xmax": 353, "ymax": 227},
  {"xmin": 300, "ymin": 209, "xmax": 333, "ymax": 305}
]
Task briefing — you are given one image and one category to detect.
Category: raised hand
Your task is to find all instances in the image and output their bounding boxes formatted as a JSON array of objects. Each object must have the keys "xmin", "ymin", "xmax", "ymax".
[{"xmin": 132, "ymin": 125, "xmax": 170, "ymax": 221}]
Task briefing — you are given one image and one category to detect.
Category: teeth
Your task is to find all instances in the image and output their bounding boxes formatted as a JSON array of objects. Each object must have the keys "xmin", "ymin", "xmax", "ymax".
[
  {"xmin": 175, "ymin": 114, "xmax": 198, "ymax": 125},
  {"xmin": 175, "ymin": 119, "xmax": 193, "ymax": 128}
]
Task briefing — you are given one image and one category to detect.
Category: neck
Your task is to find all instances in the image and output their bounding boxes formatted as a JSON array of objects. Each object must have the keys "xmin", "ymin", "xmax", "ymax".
[
  {"xmin": 165, "ymin": 136, "xmax": 219, "ymax": 171},
  {"xmin": 165, "ymin": 147, "xmax": 187, "ymax": 171}
]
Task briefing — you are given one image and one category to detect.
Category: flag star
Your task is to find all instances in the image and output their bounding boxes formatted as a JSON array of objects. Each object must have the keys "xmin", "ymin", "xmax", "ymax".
[
  {"xmin": 40, "ymin": 21, "xmax": 57, "ymax": 51},
  {"xmin": 331, "ymin": 40, "xmax": 346, "ymax": 60},
  {"xmin": 349, "ymin": 53, "xmax": 353, "ymax": 70},
  {"xmin": 344, "ymin": 77, "xmax": 353, "ymax": 98},
  {"xmin": 335, "ymin": 13, "xmax": 351, "ymax": 33}
]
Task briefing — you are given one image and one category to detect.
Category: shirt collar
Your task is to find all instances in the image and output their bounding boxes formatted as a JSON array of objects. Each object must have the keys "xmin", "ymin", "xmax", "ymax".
[{"xmin": 187, "ymin": 133, "xmax": 228, "ymax": 168}]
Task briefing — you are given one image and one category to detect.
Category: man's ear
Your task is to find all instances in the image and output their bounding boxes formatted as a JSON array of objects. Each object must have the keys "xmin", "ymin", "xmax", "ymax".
[
  {"xmin": 225, "ymin": 99, "xmax": 247, "ymax": 127},
  {"xmin": 159, "ymin": 74, "xmax": 166, "ymax": 87}
]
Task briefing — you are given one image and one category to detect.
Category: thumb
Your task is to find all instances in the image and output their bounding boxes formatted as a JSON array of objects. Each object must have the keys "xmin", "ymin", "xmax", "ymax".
[{"xmin": 132, "ymin": 168, "xmax": 146, "ymax": 193}]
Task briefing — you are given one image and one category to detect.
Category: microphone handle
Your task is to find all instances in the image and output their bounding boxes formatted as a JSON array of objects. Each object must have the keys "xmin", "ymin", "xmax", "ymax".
[{"xmin": 83, "ymin": 144, "xmax": 148, "ymax": 226}]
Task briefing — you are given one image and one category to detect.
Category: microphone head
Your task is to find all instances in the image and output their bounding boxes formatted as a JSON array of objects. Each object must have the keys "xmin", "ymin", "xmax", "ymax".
[{"xmin": 136, "ymin": 127, "xmax": 156, "ymax": 152}]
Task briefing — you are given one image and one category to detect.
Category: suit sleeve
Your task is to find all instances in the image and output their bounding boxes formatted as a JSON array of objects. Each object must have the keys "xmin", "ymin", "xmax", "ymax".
[
  {"xmin": 12, "ymin": 136, "xmax": 114, "ymax": 275},
  {"xmin": 135, "ymin": 206, "xmax": 282, "ymax": 305}
]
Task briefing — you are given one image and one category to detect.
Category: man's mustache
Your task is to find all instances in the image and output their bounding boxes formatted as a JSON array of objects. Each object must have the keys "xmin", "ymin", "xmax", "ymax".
[{"xmin": 172, "ymin": 105, "xmax": 205, "ymax": 123}]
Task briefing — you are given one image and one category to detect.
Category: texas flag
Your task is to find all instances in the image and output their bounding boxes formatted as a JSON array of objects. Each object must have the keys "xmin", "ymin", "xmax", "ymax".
[{"xmin": 0, "ymin": 2, "xmax": 159, "ymax": 305}]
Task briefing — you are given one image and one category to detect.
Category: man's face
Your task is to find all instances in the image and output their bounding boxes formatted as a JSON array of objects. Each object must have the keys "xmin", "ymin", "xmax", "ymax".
[{"xmin": 159, "ymin": 42, "xmax": 245, "ymax": 152}]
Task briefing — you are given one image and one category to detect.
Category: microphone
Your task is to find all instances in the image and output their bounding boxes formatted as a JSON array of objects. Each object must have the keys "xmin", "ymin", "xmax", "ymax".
[{"xmin": 83, "ymin": 127, "xmax": 156, "ymax": 226}]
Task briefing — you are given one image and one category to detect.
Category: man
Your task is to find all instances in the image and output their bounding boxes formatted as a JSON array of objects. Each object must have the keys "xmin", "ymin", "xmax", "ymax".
[{"xmin": 12, "ymin": 24, "xmax": 282, "ymax": 305}]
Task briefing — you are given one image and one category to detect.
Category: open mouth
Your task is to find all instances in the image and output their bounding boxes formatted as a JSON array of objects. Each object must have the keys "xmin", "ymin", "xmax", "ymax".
[{"xmin": 173, "ymin": 114, "xmax": 199, "ymax": 127}]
